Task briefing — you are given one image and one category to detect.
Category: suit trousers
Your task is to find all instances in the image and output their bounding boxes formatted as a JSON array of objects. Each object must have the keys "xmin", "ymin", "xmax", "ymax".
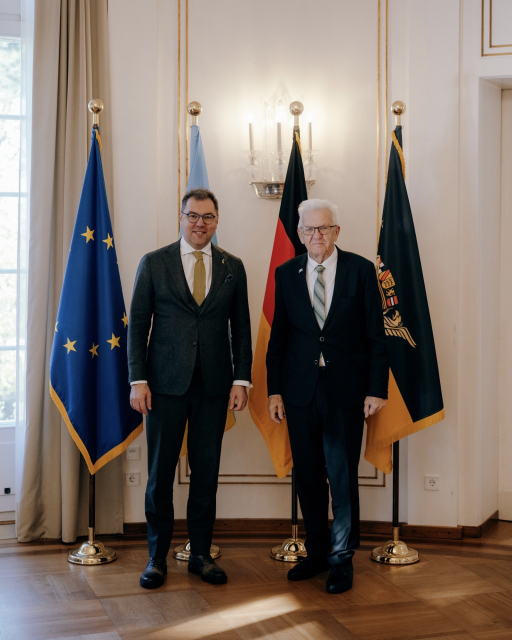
[
  {"xmin": 285, "ymin": 370, "xmax": 364, "ymax": 565},
  {"xmin": 145, "ymin": 368, "xmax": 229, "ymax": 558}
]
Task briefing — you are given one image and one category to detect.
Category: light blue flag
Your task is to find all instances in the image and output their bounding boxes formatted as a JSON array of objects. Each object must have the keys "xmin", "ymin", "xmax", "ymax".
[{"xmin": 183, "ymin": 124, "xmax": 217, "ymax": 245}]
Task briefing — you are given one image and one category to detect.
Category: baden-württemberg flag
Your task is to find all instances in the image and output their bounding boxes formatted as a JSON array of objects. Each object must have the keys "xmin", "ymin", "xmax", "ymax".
[
  {"xmin": 365, "ymin": 126, "xmax": 445, "ymax": 473},
  {"xmin": 50, "ymin": 127, "xmax": 142, "ymax": 474}
]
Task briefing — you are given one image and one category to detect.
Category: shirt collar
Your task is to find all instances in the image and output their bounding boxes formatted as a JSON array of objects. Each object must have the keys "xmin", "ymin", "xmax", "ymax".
[
  {"xmin": 180, "ymin": 236, "xmax": 212, "ymax": 257},
  {"xmin": 307, "ymin": 247, "xmax": 338, "ymax": 274}
]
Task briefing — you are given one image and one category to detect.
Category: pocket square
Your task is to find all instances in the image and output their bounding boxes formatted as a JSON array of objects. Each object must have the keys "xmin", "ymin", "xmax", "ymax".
[{"xmin": 225, "ymin": 274, "xmax": 234, "ymax": 283}]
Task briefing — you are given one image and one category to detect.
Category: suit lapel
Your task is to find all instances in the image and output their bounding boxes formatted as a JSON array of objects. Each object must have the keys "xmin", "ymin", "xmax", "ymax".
[
  {"xmin": 199, "ymin": 244, "xmax": 227, "ymax": 315},
  {"xmin": 162, "ymin": 241, "xmax": 198, "ymax": 312},
  {"xmin": 323, "ymin": 247, "xmax": 348, "ymax": 329},
  {"xmin": 297, "ymin": 253, "xmax": 320, "ymax": 331}
]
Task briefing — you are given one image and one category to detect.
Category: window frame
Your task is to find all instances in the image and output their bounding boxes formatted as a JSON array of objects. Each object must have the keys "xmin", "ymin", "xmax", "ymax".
[{"xmin": 0, "ymin": 6, "xmax": 22, "ymax": 428}]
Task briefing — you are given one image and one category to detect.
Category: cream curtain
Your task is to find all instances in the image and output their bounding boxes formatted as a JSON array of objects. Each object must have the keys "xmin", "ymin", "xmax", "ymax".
[{"xmin": 17, "ymin": 0, "xmax": 123, "ymax": 543}]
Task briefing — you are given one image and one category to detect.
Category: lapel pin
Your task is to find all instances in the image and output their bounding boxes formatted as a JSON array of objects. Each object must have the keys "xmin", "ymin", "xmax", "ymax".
[
  {"xmin": 298, "ymin": 268, "xmax": 303, "ymax": 273},
  {"xmin": 222, "ymin": 259, "xmax": 225, "ymax": 264}
]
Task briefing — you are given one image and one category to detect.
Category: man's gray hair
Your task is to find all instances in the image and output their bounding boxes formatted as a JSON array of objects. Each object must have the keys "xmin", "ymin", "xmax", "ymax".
[{"xmin": 298, "ymin": 199, "xmax": 339, "ymax": 228}]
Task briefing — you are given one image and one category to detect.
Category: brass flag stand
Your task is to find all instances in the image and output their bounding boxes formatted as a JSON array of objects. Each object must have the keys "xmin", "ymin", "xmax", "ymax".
[
  {"xmin": 271, "ymin": 469, "xmax": 307, "ymax": 562},
  {"xmin": 371, "ymin": 438, "xmax": 419, "ymax": 565},
  {"xmin": 68, "ymin": 472, "xmax": 117, "ymax": 565}
]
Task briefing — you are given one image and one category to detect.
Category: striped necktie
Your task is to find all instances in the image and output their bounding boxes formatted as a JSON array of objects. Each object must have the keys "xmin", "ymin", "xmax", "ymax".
[
  {"xmin": 313, "ymin": 264, "xmax": 326, "ymax": 329},
  {"xmin": 192, "ymin": 251, "xmax": 206, "ymax": 305}
]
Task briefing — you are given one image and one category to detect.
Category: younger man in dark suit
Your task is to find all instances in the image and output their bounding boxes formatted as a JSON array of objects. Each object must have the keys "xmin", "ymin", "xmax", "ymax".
[{"xmin": 128, "ymin": 188, "xmax": 252, "ymax": 588}]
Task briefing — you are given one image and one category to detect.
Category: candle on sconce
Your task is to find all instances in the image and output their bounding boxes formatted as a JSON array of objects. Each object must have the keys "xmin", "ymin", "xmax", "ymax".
[
  {"xmin": 276, "ymin": 100, "xmax": 284, "ymax": 154},
  {"xmin": 248, "ymin": 114, "xmax": 254, "ymax": 152},
  {"xmin": 307, "ymin": 112, "xmax": 313, "ymax": 151}
]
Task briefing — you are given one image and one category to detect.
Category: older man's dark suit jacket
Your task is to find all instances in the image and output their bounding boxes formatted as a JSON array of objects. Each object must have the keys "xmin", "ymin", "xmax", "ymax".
[
  {"xmin": 267, "ymin": 247, "xmax": 389, "ymax": 407},
  {"xmin": 128, "ymin": 240, "xmax": 252, "ymax": 395}
]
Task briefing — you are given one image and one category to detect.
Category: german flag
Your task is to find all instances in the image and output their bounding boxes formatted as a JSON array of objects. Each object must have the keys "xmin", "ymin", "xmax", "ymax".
[
  {"xmin": 365, "ymin": 126, "xmax": 445, "ymax": 473},
  {"xmin": 248, "ymin": 129, "xmax": 307, "ymax": 478}
]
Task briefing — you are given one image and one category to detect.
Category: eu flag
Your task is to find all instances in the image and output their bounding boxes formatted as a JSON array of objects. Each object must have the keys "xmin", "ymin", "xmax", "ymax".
[{"xmin": 50, "ymin": 127, "xmax": 142, "ymax": 474}]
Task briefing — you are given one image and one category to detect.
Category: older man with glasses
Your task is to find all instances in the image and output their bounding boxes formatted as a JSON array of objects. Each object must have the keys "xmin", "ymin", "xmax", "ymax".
[
  {"xmin": 128, "ymin": 188, "xmax": 252, "ymax": 589},
  {"xmin": 266, "ymin": 199, "xmax": 388, "ymax": 594}
]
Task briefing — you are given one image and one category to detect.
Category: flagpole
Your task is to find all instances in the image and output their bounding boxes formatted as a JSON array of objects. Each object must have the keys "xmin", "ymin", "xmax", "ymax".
[
  {"xmin": 67, "ymin": 99, "xmax": 117, "ymax": 566},
  {"xmin": 270, "ymin": 101, "xmax": 308, "ymax": 564},
  {"xmin": 173, "ymin": 100, "xmax": 221, "ymax": 562},
  {"xmin": 370, "ymin": 101, "xmax": 419, "ymax": 566}
]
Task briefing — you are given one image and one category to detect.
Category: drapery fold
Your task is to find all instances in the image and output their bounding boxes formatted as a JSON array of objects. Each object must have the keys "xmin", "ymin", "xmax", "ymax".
[{"xmin": 17, "ymin": 0, "xmax": 123, "ymax": 543}]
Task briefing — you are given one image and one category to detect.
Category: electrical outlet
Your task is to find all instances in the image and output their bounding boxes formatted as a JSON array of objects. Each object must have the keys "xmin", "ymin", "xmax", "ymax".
[
  {"xmin": 126, "ymin": 446, "xmax": 141, "ymax": 460},
  {"xmin": 3, "ymin": 488, "xmax": 11, "ymax": 495},
  {"xmin": 126, "ymin": 472, "xmax": 140, "ymax": 486},
  {"xmin": 424, "ymin": 475, "xmax": 439, "ymax": 491}
]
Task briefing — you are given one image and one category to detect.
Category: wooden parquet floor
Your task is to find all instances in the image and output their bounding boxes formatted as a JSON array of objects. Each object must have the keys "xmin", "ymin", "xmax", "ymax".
[{"xmin": 1, "ymin": 522, "xmax": 512, "ymax": 640}]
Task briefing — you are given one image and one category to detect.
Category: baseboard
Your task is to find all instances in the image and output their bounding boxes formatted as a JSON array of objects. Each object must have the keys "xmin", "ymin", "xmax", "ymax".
[
  {"xmin": 123, "ymin": 519, "xmax": 301, "ymax": 539},
  {"xmin": 461, "ymin": 510, "xmax": 499, "ymax": 538},
  {"xmin": 124, "ymin": 516, "xmax": 498, "ymax": 541}
]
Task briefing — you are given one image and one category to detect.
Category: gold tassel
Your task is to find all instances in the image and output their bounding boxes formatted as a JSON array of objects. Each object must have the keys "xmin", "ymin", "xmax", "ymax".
[
  {"xmin": 94, "ymin": 128, "xmax": 102, "ymax": 153},
  {"xmin": 391, "ymin": 130, "xmax": 405, "ymax": 180},
  {"xmin": 295, "ymin": 131, "xmax": 302, "ymax": 155}
]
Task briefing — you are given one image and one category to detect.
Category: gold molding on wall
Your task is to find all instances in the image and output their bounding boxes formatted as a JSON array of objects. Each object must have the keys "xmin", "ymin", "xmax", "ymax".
[
  {"xmin": 482, "ymin": 0, "xmax": 512, "ymax": 56},
  {"xmin": 489, "ymin": 0, "xmax": 512, "ymax": 48},
  {"xmin": 176, "ymin": 0, "xmax": 388, "ymax": 488}
]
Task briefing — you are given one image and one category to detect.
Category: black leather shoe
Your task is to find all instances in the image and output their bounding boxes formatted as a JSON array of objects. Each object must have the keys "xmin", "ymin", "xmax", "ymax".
[
  {"xmin": 287, "ymin": 556, "xmax": 330, "ymax": 581},
  {"xmin": 326, "ymin": 559, "xmax": 353, "ymax": 594},
  {"xmin": 140, "ymin": 557, "xmax": 167, "ymax": 589},
  {"xmin": 188, "ymin": 554, "xmax": 227, "ymax": 585}
]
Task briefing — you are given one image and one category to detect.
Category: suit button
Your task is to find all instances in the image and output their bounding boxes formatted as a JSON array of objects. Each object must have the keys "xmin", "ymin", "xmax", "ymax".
[
  {"xmin": 314, "ymin": 360, "xmax": 318, "ymax": 365},
  {"xmin": 319, "ymin": 337, "xmax": 324, "ymax": 342},
  {"xmin": 193, "ymin": 342, "xmax": 197, "ymax": 346}
]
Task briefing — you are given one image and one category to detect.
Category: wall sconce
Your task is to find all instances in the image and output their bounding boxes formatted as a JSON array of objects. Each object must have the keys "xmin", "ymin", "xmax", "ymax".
[{"xmin": 244, "ymin": 101, "xmax": 316, "ymax": 199}]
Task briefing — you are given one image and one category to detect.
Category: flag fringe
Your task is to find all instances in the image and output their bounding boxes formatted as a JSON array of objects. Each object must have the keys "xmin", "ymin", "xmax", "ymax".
[
  {"xmin": 50, "ymin": 383, "xmax": 143, "ymax": 475},
  {"xmin": 391, "ymin": 130, "xmax": 406, "ymax": 180},
  {"xmin": 365, "ymin": 408, "xmax": 445, "ymax": 455}
]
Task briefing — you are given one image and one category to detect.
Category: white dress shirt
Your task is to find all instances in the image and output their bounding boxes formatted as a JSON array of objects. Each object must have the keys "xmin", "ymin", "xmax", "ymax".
[
  {"xmin": 306, "ymin": 248, "xmax": 338, "ymax": 366},
  {"xmin": 131, "ymin": 236, "xmax": 251, "ymax": 388}
]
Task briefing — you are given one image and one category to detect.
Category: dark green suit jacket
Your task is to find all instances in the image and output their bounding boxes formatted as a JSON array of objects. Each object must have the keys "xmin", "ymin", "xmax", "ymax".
[{"xmin": 128, "ymin": 240, "xmax": 252, "ymax": 396}]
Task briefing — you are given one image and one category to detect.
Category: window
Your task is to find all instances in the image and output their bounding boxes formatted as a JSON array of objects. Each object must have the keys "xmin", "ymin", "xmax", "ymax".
[{"xmin": 0, "ymin": 36, "xmax": 21, "ymax": 428}]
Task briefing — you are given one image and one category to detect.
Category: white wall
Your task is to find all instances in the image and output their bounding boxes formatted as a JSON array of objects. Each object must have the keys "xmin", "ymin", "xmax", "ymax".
[
  {"xmin": 499, "ymin": 89, "xmax": 512, "ymax": 521},
  {"xmin": 107, "ymin": 0, "xmax": 512, "ymax": 528}
]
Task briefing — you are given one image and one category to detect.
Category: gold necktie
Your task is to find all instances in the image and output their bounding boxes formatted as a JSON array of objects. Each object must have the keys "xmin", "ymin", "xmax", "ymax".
[{"xmin": 192, "ymin": 251, "xmax": 206, "ymax": 305}]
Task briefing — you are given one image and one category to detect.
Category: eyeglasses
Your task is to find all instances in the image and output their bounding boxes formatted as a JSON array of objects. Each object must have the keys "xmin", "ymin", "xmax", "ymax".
[
  {"xmin": 299, "ymin": 225, "xmax": 337, "ymax": 236},
  {"xmin": 181, "ymin": 212, "xmax": 217, "ymax": 225}
]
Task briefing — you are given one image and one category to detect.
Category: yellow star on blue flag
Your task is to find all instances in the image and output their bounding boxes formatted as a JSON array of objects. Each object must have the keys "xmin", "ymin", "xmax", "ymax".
[{"xmin": 50, "ymin": 126, "xmax": 142, "ymax": 474}]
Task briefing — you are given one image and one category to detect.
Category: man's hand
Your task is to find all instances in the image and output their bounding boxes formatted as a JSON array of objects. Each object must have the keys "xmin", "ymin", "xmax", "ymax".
[
  {"xmin": 229, "ymin": 385, "xmax": 248, "ymax": 412},
  {"xmin": 130, "ymin": 383, "xmax": 152, "ymax": 416},
  {"xmin": 364, "ymin": 396, "xmax": 386, "ymax": 419},
  {"xmin": 268, "ymin": 394, "xmax": 286, "ymax": 424}
]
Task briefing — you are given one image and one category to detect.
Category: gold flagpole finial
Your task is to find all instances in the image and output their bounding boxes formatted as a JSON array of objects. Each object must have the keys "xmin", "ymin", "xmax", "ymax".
[
  {"xmin": 88, "ymin": 99, "xmax": 104, "ymax": 127},
  {"xmin": 187, "ymin": 101, "xmax": 202, "ymax": 126},
  {"xmin": 289, "ymin": 101, "xmax": 304, "ymax": 130},
  {"xmin": 391, "ymin": 101, "xmax": 406, "ymax": 127}
]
